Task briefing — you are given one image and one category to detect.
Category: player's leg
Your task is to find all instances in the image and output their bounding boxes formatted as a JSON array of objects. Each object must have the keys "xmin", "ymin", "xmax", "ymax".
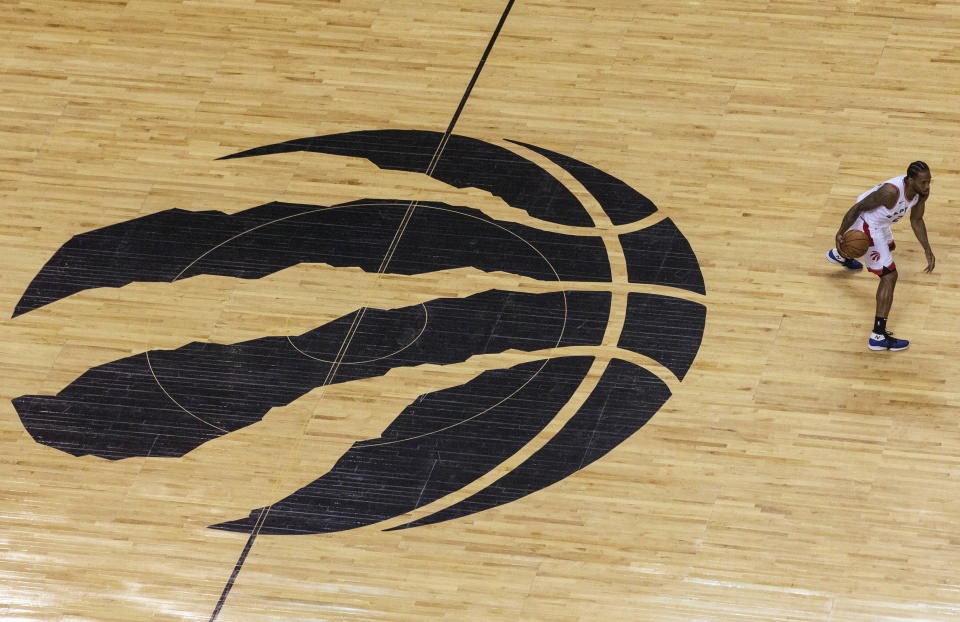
[
  {"xmin": 867, "ymin": 242, "xmax": 908, "ymax": 351},
  {"xmin": 875, "ymin": 269, "xmax": 897, "ymax": 317}
]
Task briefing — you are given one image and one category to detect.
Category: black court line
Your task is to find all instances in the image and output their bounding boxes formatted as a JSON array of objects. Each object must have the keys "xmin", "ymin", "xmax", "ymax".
[
  {"xmin": 208, "ymin": 508, "xmax": 270, "ymax": 621},
  {"xmin": 428, "ymin": 0, "xmax": 516, "ymax": 175},
  {"xmin": 208, "ymin": 2, "xmax": 516, "ymax": 619}
]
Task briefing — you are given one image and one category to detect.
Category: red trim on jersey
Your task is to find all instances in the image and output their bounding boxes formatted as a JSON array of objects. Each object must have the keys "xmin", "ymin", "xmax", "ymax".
[
  {"xmin": 862, "ymin": 221, "xmax": 876, "ymax": 246},
  {"xmin": 868, "ymin": 261, "xmax": 896, "ymax": 277}
]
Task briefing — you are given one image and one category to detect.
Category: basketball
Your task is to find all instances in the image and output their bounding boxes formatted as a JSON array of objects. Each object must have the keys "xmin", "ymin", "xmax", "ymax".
[{"xmin": 839, "ymin": 229, "xmax": 869, "ymax": 258}]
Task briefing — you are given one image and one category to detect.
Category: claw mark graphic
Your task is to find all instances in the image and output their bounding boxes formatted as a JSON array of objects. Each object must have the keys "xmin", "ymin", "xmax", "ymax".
[{"xmin": 13, "ymin": 130, "xmax": 706, "ymax": 534}]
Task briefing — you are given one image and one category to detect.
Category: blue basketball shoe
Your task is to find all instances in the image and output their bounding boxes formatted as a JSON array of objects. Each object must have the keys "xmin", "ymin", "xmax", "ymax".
[
  {"xmin": 869, "ymin": 331, "xmax": 909, "ymax": 351},
  {"xmin": 827, "ymin": 248, "xmax": 863, "ymax": 271}
]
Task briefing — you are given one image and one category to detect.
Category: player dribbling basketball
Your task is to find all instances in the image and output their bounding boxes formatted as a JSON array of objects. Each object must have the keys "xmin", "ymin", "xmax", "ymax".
[{"xmin": 826, "ymin": 161, "xmax": 936, "ymax": 351}]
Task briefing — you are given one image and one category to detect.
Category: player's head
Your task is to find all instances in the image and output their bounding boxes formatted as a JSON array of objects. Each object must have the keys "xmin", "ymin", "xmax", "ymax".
[{"xmin": 906, "ymin": 160, "xmax": 931, "ymax": 195}]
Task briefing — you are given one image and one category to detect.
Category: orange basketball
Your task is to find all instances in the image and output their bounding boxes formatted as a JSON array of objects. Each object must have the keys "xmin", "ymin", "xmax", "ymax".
[{"xmin": 839, "ymin": 230, "xmax": 869, "ymax": 258}]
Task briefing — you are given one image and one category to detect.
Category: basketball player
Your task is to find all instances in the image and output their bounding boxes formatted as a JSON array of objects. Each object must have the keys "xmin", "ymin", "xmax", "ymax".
[{"xmin": 826, "ymin": 161, "xmax": 935, "ymax": 352}]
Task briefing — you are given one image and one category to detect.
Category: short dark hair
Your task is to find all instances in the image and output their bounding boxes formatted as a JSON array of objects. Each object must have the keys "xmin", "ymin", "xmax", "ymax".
[{"xmin": 907, "ymin": 161, "xmax": 930, "ymax": 178}]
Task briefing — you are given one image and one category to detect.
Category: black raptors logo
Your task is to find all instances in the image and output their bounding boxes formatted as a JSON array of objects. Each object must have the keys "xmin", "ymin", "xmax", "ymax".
[{"xmin": 12, "ymin": 130, "xmax": 705, "ymax": 535}]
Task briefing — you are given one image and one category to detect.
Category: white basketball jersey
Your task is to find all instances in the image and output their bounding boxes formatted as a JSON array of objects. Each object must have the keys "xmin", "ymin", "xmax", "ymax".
[{"xmin": 857, "ymin": 176, "xmax": 918, "ymax": 229}]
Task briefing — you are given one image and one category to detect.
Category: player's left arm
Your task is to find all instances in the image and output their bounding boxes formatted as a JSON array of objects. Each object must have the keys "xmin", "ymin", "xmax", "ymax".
[{"xmin": 910, "ymin": 191, "xmax": 935, "ymax": 273}]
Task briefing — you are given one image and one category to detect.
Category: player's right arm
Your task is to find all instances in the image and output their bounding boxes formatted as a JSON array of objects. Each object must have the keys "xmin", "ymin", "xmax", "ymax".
[{"xmin": 834, "ymin": 184, "xmax": 897, "ymax": 250}]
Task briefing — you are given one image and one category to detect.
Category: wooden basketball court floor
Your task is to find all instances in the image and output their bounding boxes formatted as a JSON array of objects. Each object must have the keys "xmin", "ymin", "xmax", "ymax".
[{"xmin": 2, "ymin": 0, "xmax": 960, "ymax": 620}]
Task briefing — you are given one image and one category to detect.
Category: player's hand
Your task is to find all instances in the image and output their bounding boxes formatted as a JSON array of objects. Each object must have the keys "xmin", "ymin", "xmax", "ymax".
[
  {"xmin": 924, "ymin": 251, "xmax": 936, "ymax": 273},
  {"xmin": 835, "ymin": 231, "xmax": 846, "ymax": 256}
]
